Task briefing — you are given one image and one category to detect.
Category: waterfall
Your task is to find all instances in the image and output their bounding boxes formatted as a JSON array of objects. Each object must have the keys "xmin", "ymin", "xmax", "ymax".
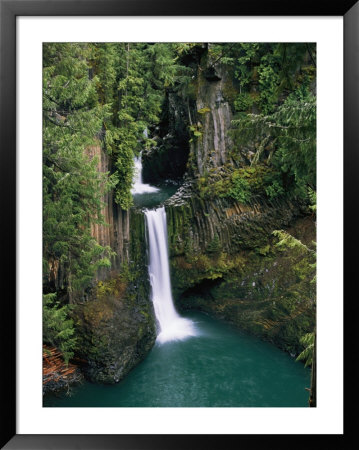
[
  {"xmin": 131, "ymin": 153, "xmax": 159, "ymax": 195},
  {"xmin": 145, "ymin": 207, "xmax": 197, "ymax": 344},
  {"xmin": 132, "ymin": 151, "xmax": 196, "ymax": 343}
]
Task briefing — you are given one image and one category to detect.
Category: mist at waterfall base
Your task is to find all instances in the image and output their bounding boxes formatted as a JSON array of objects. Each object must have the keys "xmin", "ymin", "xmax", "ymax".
[{"xmin": 43, "ymin": 154, "xmax": 310, "ymax": 407}]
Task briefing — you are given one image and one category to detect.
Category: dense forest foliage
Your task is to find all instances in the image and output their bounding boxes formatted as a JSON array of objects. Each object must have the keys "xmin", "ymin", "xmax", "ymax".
[
  {"xmin": 193, "ymin": 43, "xmax": 316, "ymax": 204},
  {"xmin": 43, "ymin": 43, "xmax": 190, "ymax": 297},
  {"xmin": 43, "ymin": 43, "xmax": 316, "ymax": 371}
]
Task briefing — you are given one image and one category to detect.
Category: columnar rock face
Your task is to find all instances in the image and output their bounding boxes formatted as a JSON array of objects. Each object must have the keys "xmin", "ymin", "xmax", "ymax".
[
  {"xmin": 72, "ymin": 144, "xmax": 156, "ymax": 384},
  {"xmin": 165, "ymin": 189, "xmax": 315, "ymax": 355},
  {"xmin": 166, "ymin": 190, "xmax": 302, "ymax": 255},
  {"xmin": 86, "ymin": 143, "xmax": 131, "ymax": 278},
  {"xmin": 45, "ymin": 142, "xmax": 132, "ymax": 293},
  {"xmin": 189, "ymin": 62, "xmax": 236, "ymax": 175}
]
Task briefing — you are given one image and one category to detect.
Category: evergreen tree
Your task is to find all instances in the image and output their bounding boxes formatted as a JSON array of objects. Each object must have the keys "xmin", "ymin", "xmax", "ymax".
[
  {"xmin": 231, "ymin": 87, "xmax": 316, "ymax": 197},
  {"xmin": 43, "ymin": 43, "xmax": 185, "ymax": 299},
  {"xmin": 43, "ymin": 293, "xmax": 77, "ymax": 365},
  {"xmin": 43, "ymin": 43, "xmax": 115, "ymax": 301}
]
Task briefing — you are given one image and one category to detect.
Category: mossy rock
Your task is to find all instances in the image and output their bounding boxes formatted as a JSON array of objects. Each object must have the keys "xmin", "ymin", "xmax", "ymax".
[
  {"xmin": 169, "ymin": 211, "xmax": 316, "ymax": 356},
  {"xmin": 73, "ymin": 276, "xmax": 156, "ymax": 383},
  {"xmin": 72, "ymin": 207, "xmax": 157, "ymax": 384}
]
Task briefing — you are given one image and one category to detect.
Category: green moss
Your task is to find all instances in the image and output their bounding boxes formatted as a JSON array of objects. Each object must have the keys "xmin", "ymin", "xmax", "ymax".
[
  {"xmin": 96, "ymin": 275, "xmax": 127, "ymax": 300},
  {"xmin": 195, "ymin": 164, "xmax": 284, "ymax": 204},
  {"xmin": 69, "ymin": 206, "xmax": 157, "ymax": 383},
  {"xmin": 197, "ymin": 107, "xmax": 211, "ymax": 114},
  {"xmin": 189, "ymin": 124, "xmax": 203, "ymax": 140},
  {"xmin": 171, "ymin": 250, "xmax": 240, "ymax": 298},
  {"xmin": 256, "ymin": 244, "xmax": 270, "ymax": 256}
]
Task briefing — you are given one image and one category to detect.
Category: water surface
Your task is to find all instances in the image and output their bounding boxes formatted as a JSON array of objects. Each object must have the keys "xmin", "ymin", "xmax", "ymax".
[
  {"xmin": 133, "ymin": 185, "xmax": 178, "ymax": 209},
  {"xmin": 44, "ymin": 311, "xmax": 310, "ymax": 407}
]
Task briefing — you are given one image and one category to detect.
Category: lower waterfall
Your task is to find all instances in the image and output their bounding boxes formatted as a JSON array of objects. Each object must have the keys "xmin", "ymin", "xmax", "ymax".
[{"xmin": 145, "ymin": 207, "xmax": 197, "ymax": 343}]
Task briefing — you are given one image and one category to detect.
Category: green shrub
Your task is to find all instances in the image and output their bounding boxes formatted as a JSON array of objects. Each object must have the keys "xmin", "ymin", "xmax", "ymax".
[
  {"xmin": 228, "ymin": 172, "xmax": 252, "ymax": 203},
  {"xmin": 207, "ymin": 234, "xmax": 221, "ymax": 254},
  {"xmin": 265, "ymin": 180, "xmax": 285, "ymax": 200},
  {"xmin": 234, "ymin": 93, "xmax": 254, "ymax": 112}
]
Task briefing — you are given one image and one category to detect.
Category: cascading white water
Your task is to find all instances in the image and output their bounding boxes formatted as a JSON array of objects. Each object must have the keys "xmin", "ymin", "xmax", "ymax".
[
  {"xmin": 131, "ymin": 154, "xmax": 159, "ymax": 195},
  {"xmin": 131, "ymin": 151, "xmax": 196, "ymax": 343},
  {"xmin": 145, "ymin": 207, "xmax": 197, "ymax": 344}
]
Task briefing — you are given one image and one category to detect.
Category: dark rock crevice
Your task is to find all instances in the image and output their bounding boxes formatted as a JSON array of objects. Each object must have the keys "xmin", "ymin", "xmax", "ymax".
[{"xmin": 142, "ymin": 91, "xmax": 191, "ymax": 185}]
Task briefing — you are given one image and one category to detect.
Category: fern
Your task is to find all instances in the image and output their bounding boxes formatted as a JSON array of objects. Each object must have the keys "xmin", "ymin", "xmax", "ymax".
[
  {"xmin": 296, "ymin": 332, "xmax": 314, "ymax": 367},
  {"xmin": 308, "ymin": 187, "xmax": 317, "ymax": 212},
  {"xmin": 273, "ymin": 230, "xmax": 312, "ymax": 253}
]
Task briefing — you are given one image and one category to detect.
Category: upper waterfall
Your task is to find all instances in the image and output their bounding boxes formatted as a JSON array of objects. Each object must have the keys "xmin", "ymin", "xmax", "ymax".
[{"xmin": 131, "ymin": 154, "xmax": 159, "ymax": 195}]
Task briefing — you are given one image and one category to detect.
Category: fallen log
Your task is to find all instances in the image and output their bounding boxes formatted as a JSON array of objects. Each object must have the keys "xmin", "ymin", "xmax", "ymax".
[{"xmin": 42, "ymin": 345, "xmax": 83, "ymax": 394}]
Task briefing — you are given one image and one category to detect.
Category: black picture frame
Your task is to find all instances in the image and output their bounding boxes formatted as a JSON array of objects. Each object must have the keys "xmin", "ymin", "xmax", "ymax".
[{"xmin": 1, "ymin": 0, "xmax": 357, "ymax": 448}]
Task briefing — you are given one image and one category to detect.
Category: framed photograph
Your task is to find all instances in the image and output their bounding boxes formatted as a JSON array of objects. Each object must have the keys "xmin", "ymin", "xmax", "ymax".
[{"xmin": 1, "ymin": 0, "xmax": 356, "ymax": 448}]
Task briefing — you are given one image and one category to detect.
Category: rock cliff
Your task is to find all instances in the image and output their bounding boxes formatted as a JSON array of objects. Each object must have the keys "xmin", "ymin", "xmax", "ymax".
[
  {"xmin": 73, "ymin": 144, "xmax": 156, "ymax": 384},
  {"xmin": 166, "ymin": 190, "xmax": 315, "ymax": 355},
  {"xmin": 155, "ymin": 50, "xmax": 317, "ymax": 356}
]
